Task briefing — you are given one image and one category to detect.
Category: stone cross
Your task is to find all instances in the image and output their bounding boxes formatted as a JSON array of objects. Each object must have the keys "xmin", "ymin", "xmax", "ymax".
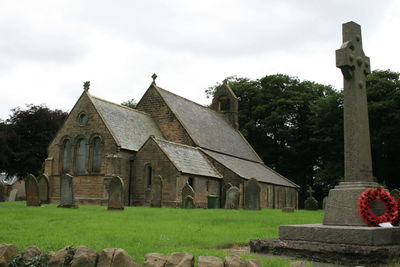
[
  {"xmin": 336, "ymin": 21, "xmax": 373, "ymax": 183},
  {"xmin": 151, "ymin": 73, "xmax": 157, "ymax": 83},
  {"xmin": 83, "ymin": 81, "xmax": 90, "ymax": 91},
  {"xmin": 307, "ymin": 186, "xmax": 314, "ymax": 198}
]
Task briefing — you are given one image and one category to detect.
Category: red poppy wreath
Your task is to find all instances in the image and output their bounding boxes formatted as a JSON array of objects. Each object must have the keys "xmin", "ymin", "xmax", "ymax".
[{"xmin": 358, "ymin": 187, "xmax": 398, "ymax": 226}]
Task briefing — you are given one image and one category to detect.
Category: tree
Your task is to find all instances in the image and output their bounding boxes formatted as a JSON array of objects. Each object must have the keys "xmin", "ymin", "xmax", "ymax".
[
  {"xmin": 0, "ymin": 104, "xmax": 68, "ymax": 178},
  {"xmin": 207, "ymin": 75, "xmax": 342, "ymax": 204},
  {"xmin": 121, "ymin": 98, "xmax": 137, "ymax": 109},
  {"xmin": 367, "ymin": 70, "xmax": 400, "ymax": 190}
]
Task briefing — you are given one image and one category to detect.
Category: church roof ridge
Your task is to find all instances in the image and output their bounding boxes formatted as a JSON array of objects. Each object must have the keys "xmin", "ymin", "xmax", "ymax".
[{"xmin": 89, "ymin": 95, "xmax": 151, "ymax": 117}]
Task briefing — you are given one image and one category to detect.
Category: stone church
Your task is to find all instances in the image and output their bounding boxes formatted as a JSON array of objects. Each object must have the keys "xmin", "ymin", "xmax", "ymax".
[{"xmin": 44, "ymin": 79, "xmax": 299, "ymax": 208}]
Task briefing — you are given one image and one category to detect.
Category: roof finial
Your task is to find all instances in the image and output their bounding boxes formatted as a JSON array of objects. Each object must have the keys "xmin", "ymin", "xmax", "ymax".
[
  {"xmin": 151, "ymin": 73, "xmax": 158, "ymax": 84},
  {"xmin": 83, "ymin": 81, "xmax": 90, "ymax": 92}
]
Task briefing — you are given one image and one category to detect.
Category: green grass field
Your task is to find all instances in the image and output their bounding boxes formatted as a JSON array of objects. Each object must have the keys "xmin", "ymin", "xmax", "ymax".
[{"xmin": 0, "ymin": 202, "xmax": 323, "ymax": 266}]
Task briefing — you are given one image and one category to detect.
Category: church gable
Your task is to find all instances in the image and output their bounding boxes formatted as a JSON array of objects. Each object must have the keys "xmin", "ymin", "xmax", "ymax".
[
  {"xmin": 136, "ymin": 84, "xmax": 196, "ymax": 146},
  {"xmin": 47, "ymin": 91, "xmax": 118, "ymax": 176}
]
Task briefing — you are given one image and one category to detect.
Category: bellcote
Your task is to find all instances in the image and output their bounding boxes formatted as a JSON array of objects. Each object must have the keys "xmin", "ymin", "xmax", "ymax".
[{"xmin": 211, "ymin": 81, "xmax": 239, "ymax": 130}]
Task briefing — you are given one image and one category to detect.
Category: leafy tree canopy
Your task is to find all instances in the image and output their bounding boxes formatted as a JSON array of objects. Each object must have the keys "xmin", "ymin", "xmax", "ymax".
[
  {"xmin": 0, "ymin": 104, "xmax": 67, "ymax": 179},
  {"xmin": 121, "ymin": 98, "xmax": 137, "ymax": 109}
]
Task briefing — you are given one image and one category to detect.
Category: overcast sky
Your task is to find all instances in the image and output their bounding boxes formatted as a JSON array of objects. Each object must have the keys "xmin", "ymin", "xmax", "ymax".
[{"xmin": 0, "ymin": 0, "xmax": 399, "ymax": 119}]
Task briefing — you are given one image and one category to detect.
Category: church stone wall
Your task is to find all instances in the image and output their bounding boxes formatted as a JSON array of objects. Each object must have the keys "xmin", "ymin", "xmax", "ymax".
[
  {"xmin": 132, "ymin": 139, "xmax": 180, "ymax": 207},
  {"xmin": 136, "ymin": 86, "xmax": 195, "ymax": 146},
  {"xmin": 46, "ymin": 92, "xmax": 128, "ymax": 205},
  {"xmin": 177, "ymin": 175, "xmax": 220, "ymax": 208}
]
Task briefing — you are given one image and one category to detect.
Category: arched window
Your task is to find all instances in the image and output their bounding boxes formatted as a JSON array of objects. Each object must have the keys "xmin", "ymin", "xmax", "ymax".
[
  {"xmin": 78, "ymin": 112, "xmax": 88, "ymax": 125},
  {"xmin": 218, "ymin": 95, "xmax": 230, "ymax": 112},
  {"xmin": 92, "ymin": 137, "xmax": 102, "ymax": 172},
  {"xmin": 145, "ymin": 164, "xmax": 152, "ymax": 188},
  {"xmin": 75, "ymin": 138, "xmax": 87, "ymax": 173},
  {"xmin": 62, "ymin": 139, "xmax": 72, "ymax": 173}
]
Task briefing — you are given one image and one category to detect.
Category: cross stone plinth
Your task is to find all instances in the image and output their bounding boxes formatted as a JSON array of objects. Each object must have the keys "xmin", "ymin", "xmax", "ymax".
[{"xmin": 323, "ymin": 21, "xmax": 379, "ymax": 226}]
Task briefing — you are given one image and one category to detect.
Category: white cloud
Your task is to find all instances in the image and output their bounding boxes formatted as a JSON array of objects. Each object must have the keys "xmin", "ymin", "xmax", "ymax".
[{"xmin": 0, "ymin": 0, "xmax": 398, "ymax": 119}]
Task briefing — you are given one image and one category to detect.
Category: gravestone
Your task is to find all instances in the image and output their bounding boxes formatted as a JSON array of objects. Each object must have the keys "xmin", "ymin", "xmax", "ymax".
[
  {"xmin": 108, "ymin": 176, "xmax": 124, "ymax": 210},
  {"xmin": 0, "ymin": 183, "xmax": 4, "ymax": 202},
  {"xmin": 151, "ymin": 175, "xmax": 163, "ymax": 207},
  {"xmin": 221, "ymin": 182, "xmax": 233, "ymax": 208},
  {"xmin": 26, "ymin": 174, "xmax": 41, "ymax": 206},
  {"xmin": 144, "ymin": 188, "xmax": 151, "ymax": 207},
  {"xmin": 282, "ymin": 207, "xmax": 295, "ymax": 213},
  {"xmin": 182, "ymin": 195, "xmax": 195, "ymax": 209},
  {"xmin": 38, "ymin": 174, "xmax": 50, "ymax": 204},
  {"xmin": 304, "ymin": 186, "xmax": 318, "ymax": 210},
  {"xmin": 244, "ymin": 178, "xmax": 261, "ymax": 210},
  {"xmin": 225, "ymin": 186, "xmax": 240, "ymax": 209},
  {"xmin": 59, "ymin": 173, "xmax": 76, "ymax": 208},
  {"xmin": 181, "ymin": 182, "xmax": 195, "ymax": 208},
  {"xmin": 8, "ymin": 189, "xmax": 18, "ymax": 202},
  {"xmin": 390, "ymin": 189, "xmax": 400, "ymax": 203},
  {"xmin": 322, "ymin": 196, "xmax": 328, "ymax": 210}
]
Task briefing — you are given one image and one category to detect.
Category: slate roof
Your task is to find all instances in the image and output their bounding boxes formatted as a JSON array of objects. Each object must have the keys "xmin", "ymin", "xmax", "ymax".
[
  {"xmin": 90, "ymin": 95, "xmax": 163, "ymax": 151},
  {"xmin": 202, "ymin": 149, "xmax": 299, "ymax": 188},
  {"xmin": 156, "ymin": 87, "xmax": 262, "ymax": 162},
  {"xmin": 153, "ymin": 138, "xmax": 222, "ymax": 179}
]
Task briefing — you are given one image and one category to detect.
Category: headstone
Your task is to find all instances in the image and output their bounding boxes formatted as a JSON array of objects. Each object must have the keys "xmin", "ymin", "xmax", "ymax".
[
  {"xmin": 390, "ymin": 189, "xmax": 400, "ymax": 203},
  {"xmin": 59, "ymin": 173, "xmax": 76, "ymax": 208},
  {"xmin": 323, "ymin": 21, "xmax": 379, "ymax": 226},
  {"xmin": 225, "ymin": 186, "xmax": 240, "ymax": 209},
  {"xmin": 8, "ymin": 189, "xmax": 18, "ymax": 202},
  {"xmin": 221, "ymin": 182, "xmax": 233, "ymax": 208},
  {"xmin": 304, "ymin": 186, "xmax": 318, "ymax": 210},
  {"xmin": 181, "ymin": 182, "xmax": 195, "ymax": 208},
  {"xmin": 151, "ymin": 175, "xmax": 163, "ymax": 207},
  {"xmin": 244, "ymin": 178, "xmax": 261, "ymax": 210},
  {"xmin": 38, "ymin": 174, "xmax": 50, "ymax": 204},
  {"xmin": 108, "ymin": 176, "xmax": 124, "ymax": 210},
  {"xmin": 282, "ymin": 207, "xmax": 295, "ymax": 213},
  {"xmin": 183, "ymin": 195, "xmax": 195, "ymax": 209},
  {"xmin": 144, "ymin": 188, "xmax": 151, "ymax": 207},
  {"xmin": 322, "ymin": 196, "xmax": 328, "ymax": 210},
  {"xmin": 25, "ymin": 174, "xmax": 41, "ymax": 206},
  {"xmin": 0, "ymin": 183, "xmax": 4, "ymax": 202}
]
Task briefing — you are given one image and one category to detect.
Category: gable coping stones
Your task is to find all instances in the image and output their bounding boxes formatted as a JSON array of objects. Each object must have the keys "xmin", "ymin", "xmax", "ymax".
[
  {"xmin": 244, "ymin": 178, "xmax": 261, "ymax": 210},
  {"xmin": 107, "ymin": 176, "xmax": 125, "ymax": 210},
  {"xmin": 25, "ymin": 174, "xmax": 41, "ymax": 206}
]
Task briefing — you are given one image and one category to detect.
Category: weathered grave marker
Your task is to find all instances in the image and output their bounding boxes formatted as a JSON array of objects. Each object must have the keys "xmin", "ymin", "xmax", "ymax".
[
  {"xmin": 26, "ymin": 174, "xmax": 41, "ymax": 206},
  {"xmin": 221, "ymin": 182, "xmax": 233, "ymax": 208},
  {"xmin": 322, "ymin": 196, "xmax": 328, "ymax": 210},
  {"xmin": 183, "ymin": 195, "xmax": 195, "ymax": 209},
  {"xmin": 181, "ymin": 182, "xmax": 195, "ymax": 208},
  {"xmin": 0, "ymin": 183, "xmax": 4, "ymax": 202},
  {"xmin": 304, "ymin": 186, "xmax": 318, "ymax": 210},
  {"xmin": 225, "ymin": 186, "xmax": 240, "ymax": 209},
  {"xmin": 38, "ymin": 174, "xmax": 50, "ymax": 204},
  {"xmin": 108, "ymin": 176, "xmax": 124, "ymax": 210},
  {"xmin": 151, "ymin": 175, "xmax": 163, "ymax": 207},
  {"xmin": 244, "ymin": 178, "xmax": 261, "ymax": 210},
  {"xmin": 8, "ymin": 189, "xmax": 18, "ymax": 202},
  {"xmin": 144, "ymin": 188, "xmax": 151, "ymax": 207},
  {"xmin": 59, "ymin": 173, "xmax": 76, "ymax": 208}
]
